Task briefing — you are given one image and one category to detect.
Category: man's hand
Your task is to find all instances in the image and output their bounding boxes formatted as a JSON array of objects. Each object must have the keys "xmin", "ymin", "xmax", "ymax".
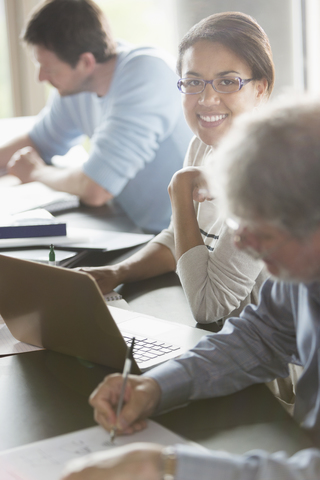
[
  {"xmin": 89, "ymin": 374, "xmax": 161, "ymax": 436},
  {"xmin": 7, "ymin": 147, "xmax": 46, "ymax": 183},
  {"xmin": 61, "ymin": 443, "xmax": 163, "ymax": 480},
  {"xmin": 7, "ymin": 148, "xmax": 113, "ymax": 206}
]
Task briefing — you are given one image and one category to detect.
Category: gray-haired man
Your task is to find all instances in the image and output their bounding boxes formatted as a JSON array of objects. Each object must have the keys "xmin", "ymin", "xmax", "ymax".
[{"xmin": 62, "ymin": 99, "xmax": 320, "ymax": 480}]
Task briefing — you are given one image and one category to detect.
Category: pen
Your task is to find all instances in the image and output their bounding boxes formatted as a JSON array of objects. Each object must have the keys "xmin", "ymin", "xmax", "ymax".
[
  {"xmin": 110, "ymin": 337, "xmax": 135, "ymax": 443},
  {"xmin": 49, "ymin": 244, "xmax": 56, "ymax": 266}
]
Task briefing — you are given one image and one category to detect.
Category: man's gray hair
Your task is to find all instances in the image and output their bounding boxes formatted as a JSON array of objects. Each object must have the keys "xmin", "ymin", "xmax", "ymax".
[{"xmin": 212, "ymin": 97, "xmax": 320, "ymax": 237}]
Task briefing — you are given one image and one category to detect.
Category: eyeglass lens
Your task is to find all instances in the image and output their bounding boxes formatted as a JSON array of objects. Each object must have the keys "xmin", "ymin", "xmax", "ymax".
[{"xmin": 179, "ymin": 77, "xmax": 241, "ymax": 94}]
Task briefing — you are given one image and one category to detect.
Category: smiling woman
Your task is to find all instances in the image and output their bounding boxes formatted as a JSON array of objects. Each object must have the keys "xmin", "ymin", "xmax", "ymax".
[
  {"xmin": 77, "ymin": 7, "xmax": 297, "ymax": 420},
  {"xmin": 80, "ymin": 11, "xmax": 275, "ymax": 325}
]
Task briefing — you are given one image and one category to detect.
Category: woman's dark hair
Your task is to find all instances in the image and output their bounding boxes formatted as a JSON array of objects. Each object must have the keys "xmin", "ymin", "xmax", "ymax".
[
  {"xmin": 177, "ymin": 12, "xmax": 275, "ymax": 97},
  {"xmin": 22, "ymin": 0, "xmax": 117, "ymax": 67}
]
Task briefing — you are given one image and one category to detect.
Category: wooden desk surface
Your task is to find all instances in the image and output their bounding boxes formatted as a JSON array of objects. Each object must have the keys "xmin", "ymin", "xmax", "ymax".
[
  {"xmin": 0, "ymin": 350, "xmax": 314, "ymax": 456},
  {"xmin": 0, "ymin": 189, "xmax": 315, "ymax": 459}
]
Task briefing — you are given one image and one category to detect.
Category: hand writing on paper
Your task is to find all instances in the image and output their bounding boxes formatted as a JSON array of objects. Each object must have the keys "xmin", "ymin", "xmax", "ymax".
[
  {"xmin": 61, "ymin": 443, "xmax": 163, "ymax": 480},
  {"xmin": 7, "ymin": 147, "xmax": 46, "ymax": 184},
  {"xmin": 89, "ymin": 374, "xmax": 161, "ymax": 436}
]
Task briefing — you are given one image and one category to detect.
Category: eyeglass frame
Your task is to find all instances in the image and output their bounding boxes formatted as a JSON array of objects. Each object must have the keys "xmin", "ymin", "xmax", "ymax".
[
  {"xmin": 225, "ymin": 215, "xmax": 295, "ymax": 260},
  {"xmin": 177, "ymin": 76, "xmax": 253, "ymax": 95}
]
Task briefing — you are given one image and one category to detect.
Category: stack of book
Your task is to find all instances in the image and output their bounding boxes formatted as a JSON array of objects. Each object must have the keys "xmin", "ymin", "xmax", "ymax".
[{"xmin": 0, "ymin": 209, "xmax": 66, "ymax": 239}]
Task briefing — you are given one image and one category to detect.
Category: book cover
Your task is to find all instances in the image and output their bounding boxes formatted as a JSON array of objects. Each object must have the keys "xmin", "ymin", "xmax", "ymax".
[{"xmin": 0, "ymin": 209, "xmax": 67, "ymax": 239}]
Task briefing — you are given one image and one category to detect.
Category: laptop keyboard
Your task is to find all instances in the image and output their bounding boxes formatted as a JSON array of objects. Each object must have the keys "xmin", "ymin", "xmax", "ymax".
[{"xmin": 123, "ymin": 335, "xmax": 180, "ymax": 363}]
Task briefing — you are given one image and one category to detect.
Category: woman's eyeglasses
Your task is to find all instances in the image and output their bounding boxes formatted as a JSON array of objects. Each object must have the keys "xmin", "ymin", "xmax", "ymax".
[{"xmin": 177, "ymin": 76, "xmax": 253, "ymax": 95}]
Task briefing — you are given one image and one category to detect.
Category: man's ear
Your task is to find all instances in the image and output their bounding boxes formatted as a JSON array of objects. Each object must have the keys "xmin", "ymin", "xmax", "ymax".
[{"xmin": 77, "ymin": 52, "xmax": 96, "ymax": 74}]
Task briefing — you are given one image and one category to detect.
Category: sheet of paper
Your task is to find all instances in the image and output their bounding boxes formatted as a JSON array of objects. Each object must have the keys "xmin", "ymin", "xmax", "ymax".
[
  {"xmin": 0, "ymin": 420, "xmax": 191, "ymax": 480},
  {"xmin": 57, "ymin": 228, "xmax": 154, "ymax": 251},
  {"xmin": 0, "ymin": 228, "xmax": 153, "ymax": 251},
  {"xmin": 0, "ymin": 324, "xmax": 43, "ymax": 355},
  {"xmin": 0, "ymin": 182, "xmax": 80, "ymax": 216}
]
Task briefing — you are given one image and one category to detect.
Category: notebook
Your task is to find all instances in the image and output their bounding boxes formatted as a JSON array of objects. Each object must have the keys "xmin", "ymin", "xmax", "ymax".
[{"xmin": 0, "ymin": 254, "xmax": 206, "ymax": 373}]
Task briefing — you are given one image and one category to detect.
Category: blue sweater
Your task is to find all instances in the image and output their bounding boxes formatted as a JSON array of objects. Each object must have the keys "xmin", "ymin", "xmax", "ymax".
[{"xmin": 29, "ymin": 41, "xmax": 192, "ymax": 232}]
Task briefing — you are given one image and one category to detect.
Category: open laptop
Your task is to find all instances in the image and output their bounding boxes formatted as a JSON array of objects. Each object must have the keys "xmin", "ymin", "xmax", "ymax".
[{"xmin": 0, "ymin": 254, "xmax": 206, "ymax": 373}]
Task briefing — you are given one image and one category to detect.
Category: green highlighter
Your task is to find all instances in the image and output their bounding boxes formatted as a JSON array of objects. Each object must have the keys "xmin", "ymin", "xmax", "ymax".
[{"xmin": 49, "ymin": 244, "xmax": 56, "ymax": 266}]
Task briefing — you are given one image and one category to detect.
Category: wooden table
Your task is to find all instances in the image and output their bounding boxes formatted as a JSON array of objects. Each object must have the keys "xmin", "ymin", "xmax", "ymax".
[{"xmin": 0, "ymin": 350, "xmax": 314, "ymax": 456}]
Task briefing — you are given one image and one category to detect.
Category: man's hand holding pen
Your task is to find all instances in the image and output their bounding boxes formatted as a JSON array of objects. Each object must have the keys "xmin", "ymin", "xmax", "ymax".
[
  {"xmin": 89, "ymin": 373, "xmax": 162, "ymax": 437},
  {"xmin": 62, "ymin": 348, "xmax": 164, "ymax": 480}
]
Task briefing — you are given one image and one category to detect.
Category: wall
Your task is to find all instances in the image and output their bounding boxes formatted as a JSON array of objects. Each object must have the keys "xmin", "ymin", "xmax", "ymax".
[{"xmin": 175, "ymin": 0, "xmax": 303, "ymax": 97}]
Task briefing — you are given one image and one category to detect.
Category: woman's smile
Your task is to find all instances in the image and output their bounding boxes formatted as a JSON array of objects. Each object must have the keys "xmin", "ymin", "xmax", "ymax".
[{"xmin": 198, "ymin": 113, "xmax": 228, "ymax": 128}]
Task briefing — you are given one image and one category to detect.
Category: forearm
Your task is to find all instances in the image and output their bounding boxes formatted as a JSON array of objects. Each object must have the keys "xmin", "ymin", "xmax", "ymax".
[
  {"xmin": 168, "ymin": 172, "xmax": 204, "ymax": 260},
  {"xmin": 62, "ymin": 438, "xmax": 320, "ymax": 480},
  {"xmin": 80, "ymin": 242, "xmax": 176, "ymax": 295},
  {"xmin": 111, "ymin": 242, "xmax": 176, "ymax": 285},
  {"xmin": 31, "ymin": 165, "xmax": 112, "ymax": 206},
  {"xmin": 173, "ymin": 444, "xmax": 320, "ymax": 480},
  {"xmin": 171, "ymin": 196, "xmax": 203, "ymax": 260},
  {"xmin": 0, "ymin": 134, "xmax": 35, "ymax": 168}
]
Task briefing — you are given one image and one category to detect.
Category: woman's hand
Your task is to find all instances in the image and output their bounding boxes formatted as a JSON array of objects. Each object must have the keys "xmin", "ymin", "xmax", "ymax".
[
  {"xmin": 61, "ymin": 443, "xmax": 163, "ymax": 480},
  {"xmin": 168, "ymin": 166, "xmax": 213, "ymax": 204},
  {"xmin": 77, "ymin": 266, "xmax": 120, "ymax": 295},
  {"xmin": 89, "ymin": 374, "xmax": 162, "ymax": 435}
]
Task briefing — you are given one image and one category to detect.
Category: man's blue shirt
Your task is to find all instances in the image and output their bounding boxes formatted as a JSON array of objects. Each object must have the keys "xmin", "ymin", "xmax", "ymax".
[{"xmin": 30, "ymin": 41, "xmax": 192, "ymax": 232}]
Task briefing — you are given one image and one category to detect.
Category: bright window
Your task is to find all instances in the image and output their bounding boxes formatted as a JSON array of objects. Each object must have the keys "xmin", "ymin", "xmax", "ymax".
[
  {"xmin": 0, "ymin": 0, "xmax": 13, "ymax": 118},
  {"xmin": 95, "ymin": 0, "xmax": 178, "ymax": 56}
]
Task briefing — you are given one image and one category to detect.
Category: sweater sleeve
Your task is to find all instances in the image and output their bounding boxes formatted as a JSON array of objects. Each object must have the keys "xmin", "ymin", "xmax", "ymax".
[
  {"xmin": 83, "ymin": 53, "xmax": 185, "ymax": 196},
  {"xmin": 29, "ymin": 91, "xmax": 84, "ymax": 163},
  {"xmin": 177, "ymin": 223, "xmax": 268, "ymax": 323}
]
